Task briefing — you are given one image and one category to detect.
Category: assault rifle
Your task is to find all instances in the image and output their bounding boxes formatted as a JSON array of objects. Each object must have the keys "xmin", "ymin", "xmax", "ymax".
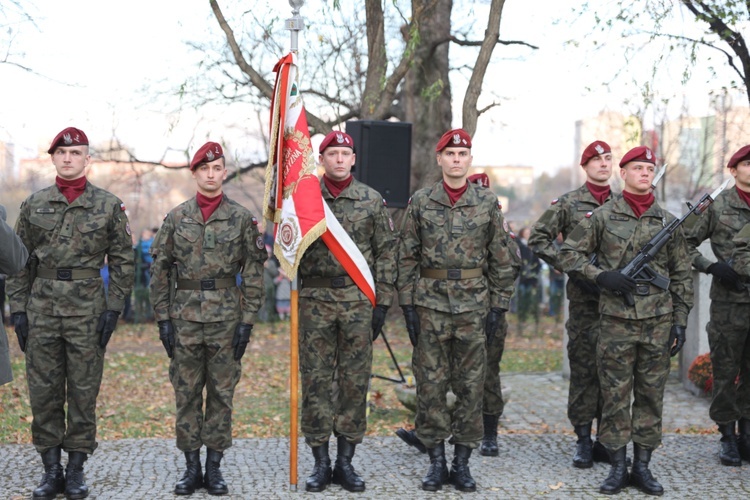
[{"xmin": 618, "ymin": 178, "xmax": 731, "ymax": 306}]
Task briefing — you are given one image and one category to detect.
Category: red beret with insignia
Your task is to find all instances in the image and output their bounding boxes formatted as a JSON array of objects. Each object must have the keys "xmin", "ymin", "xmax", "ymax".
[
  {"xmin": 468, "ymin": 173, "xmax": 489, "ymax": 188},
  {"xmin": 727, "ymin": 145, "xmax": 750, "ymax": 169},
  {"xmin": 190, "ymin": 142, "xmax": 224, "ymax": 171},
  {"xmin": 319, "ymin": 131, "xmax": 354, "ymax": 153},
  {"xmin": 619, "ymin": 146, "xmax": 655, "ymax": 167},
  {"xmin": 48, "ymin": 127, "xmax": 89, "ymax": 154},
  {"xmin": 580, "ymin": 140, "xmax": 611, "ymax": 166},
  {"xmin": 436, "ymin": 128, "xmax": 472, "ymax": 152}
]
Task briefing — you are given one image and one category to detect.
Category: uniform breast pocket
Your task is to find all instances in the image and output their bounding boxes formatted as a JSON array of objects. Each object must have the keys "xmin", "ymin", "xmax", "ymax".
[
  {"xmin": 216, "ymin": 227, "xmax": 242, "ymax": 261},
  {"xmin": 175, "ymin": 224, "xmax": 201, "ymax": 244},
  {"xmin": 604, "ymin": 223, "xmax": 635, "ymax": 264},
  {"xmin": 421, "ymin": 209, "xmax": 446, "ymax": 228},
  {"xmin": 76, "ymin": 215, "xmax": 109, "ymax": 253},
  {"xmin": 346, "ymin": 211, "xmax": 373, "ymax": 241},
  {"xmin": 29, "ymin": 214, "xmax": 61, "ymax": 245},
  {"xmin": 465, "ymin": 210, "xmax": 491, "ymax": 230},
  {"xmin": 718, "ymin": 212, "xmax": 747, "ymax": 233}
]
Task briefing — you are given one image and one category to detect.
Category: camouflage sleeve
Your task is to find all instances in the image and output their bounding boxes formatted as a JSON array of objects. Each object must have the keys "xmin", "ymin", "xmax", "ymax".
[
  {"xmin": 486, "ymin": 204, "xmax": 518, "ymax": 310},
  {"xmin": 6, "ymin": 200, "xmax": 32, "ymax": 313},
  {"xmin": 106, "ymin": 202, "xmax": 135, "ymax": 312},
  {"xmin": 667, "ymin": 225, "xmax": 694, "ymax": 327},
  {"xmin": 371, "ymin": 200, "xmax": 396, "ymax": 307},
  {"xmin": 731, "ymin": 222, "xmax": 750, "ymax": 279},
  {"xmin": 684, "ymin": 204, "xmax": 716, "ymax": 272},
  {"xmin": 559, "ymin": 215, "xmax": 602, "ymax": 282},
  {"xmin": 396, "ymin": 199, "xmax": 421, "ymax": 306},
  {"xmin": 240, "ymin": 214, "xmax": 267, "ymax": 324},
  {"xmin": 506, "ymin": 235, "xmax": 521, "ymax": 281},
  {"xmin": 0, "ymin": 206, "xmax": 28, "ymax": 276},
  {"xmin": 529, "ymin": 201, "xmax": 565, "ymax": 271},
  {"xmin": 149, "ymin": 213, "xmax": 175, "ymax": 322}
]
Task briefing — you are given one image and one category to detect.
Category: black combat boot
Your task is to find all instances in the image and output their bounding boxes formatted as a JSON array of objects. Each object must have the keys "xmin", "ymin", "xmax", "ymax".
[
  {"xmin": 331, "ymin": 436, "xmax": 365, "ymax": 492},
  {"xmin": 174, "ymin": 449, "xmax": 203, "ymax": 495},
  {"xmin": 718, "ymin": 422, "xmax": 742, "ymax": 466},
  {"xmin": 449, "ymin": 444, "xmax": 476, "ymax": 492},
  {"xmin": 395, "ymin": 428, "xmax": 427, "ymax": 454},
  {"xmin": 599, "ymin": 446, "xmax": 628, "ymax": 495},
  {"xmin": 572, "ymin": 423, "xmax": 593, "ymax": 468},
  {"xmin": 630, "ymin": 444, "xmax": 664, "ymax": 496},
  {"xmin": 305, "ymin": 442, "xmax": 332, "ymax": 492},
  {"xmin": 421, "ymin": 443, "xmax": 449, "ymax": 491},
  {"xmin": 480, "ymin": 413, "xmax": 500, "ymax": 457},
  {"xmin": 33, "ymin": 446, "xmax": 65, "ymax": 499},
  {"xmin": 64, "ymin": 451, "xmax": 89, "ymax": 499},
  {"xmin": 738, "ymin": 418, "xmax": 750, "ymax": 461},
  {"xmin": 204, "ymin": 448, "xmax": 228, "ymax": 495}
]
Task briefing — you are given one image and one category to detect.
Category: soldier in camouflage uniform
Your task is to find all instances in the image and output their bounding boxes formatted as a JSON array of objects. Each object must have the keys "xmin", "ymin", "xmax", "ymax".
[
  {"xmin": 1, "ymin": 204, "xmax": 28, "ymax": 386},
  {"xmin": 149, "ymin": 142, "xmax": 266, "ymax": 496},
  {"xmin": 297, "ymin": 131, "xmax": 395, "ymax": 493},
  {"xmin": 686, "ymin": 144, "xmax": 750, "ymax": 467},
  {"xmin": 560, "ymin": 146, "xmax": 693, "ymax": 496},
  {"xmin": 397, "ymin": 129, "xmax": 517, "ymax": 492},
  {"xmin": 7, "ymin": 127, "xmax": 134, "ymax": 499},
  {"xmin": 529, "ymin": 140, "xmax": 614, "ymax": 468}
]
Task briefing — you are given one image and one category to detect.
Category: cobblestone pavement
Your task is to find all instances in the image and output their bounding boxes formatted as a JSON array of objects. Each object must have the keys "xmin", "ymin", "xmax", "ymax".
[{"xmin": 2, "ymin": 372, "xmax": 743, "ymax": 499}]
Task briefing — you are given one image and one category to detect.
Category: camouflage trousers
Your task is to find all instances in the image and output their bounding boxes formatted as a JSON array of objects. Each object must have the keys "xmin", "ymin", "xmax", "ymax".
[
  {"xmin": 597, "ymin": 314, "xmax": 671, "ymax": 451},
  {"xmin": 483, "ymin": 312, "xmax": 508, "ymax": 416},
  {"xmin": 706, "ymin": 300, "xmax": 750, "ymax": 424},
  {"xmin": 566, "ymin": 300, "xmax": 603, "ymax": 427},
  {"xmin": 299, "ymin": 298, "xmax": 372, "ymax": 447},
  {"xmin": 25, "ymin": 311, "xmax": 104, "ymax": 454},
  {"xmin": 170, "ymin": 318, "xmax": 241, "ymax": 452},
  {"xmin": 414, "ymin": 307, "xmax": 486, "ymax": 450}
]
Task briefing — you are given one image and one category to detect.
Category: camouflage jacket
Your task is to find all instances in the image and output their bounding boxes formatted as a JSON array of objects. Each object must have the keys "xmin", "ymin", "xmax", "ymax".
[
  {"xmin": 149, "ymin": 195, "xmax": 266, "ymax": 324},
  {"xmin": 685, "ymin": 187, "xmax": 750, "ymax": 303},
  {"xmin": 7, "ymin": 182, "xmax": 134, "ymax": 316},
  {"xmin": 732, "ymin": 222, "xmax": 750, "ymax": 280},
  {"xmin": 299, "ymin": 177, "xmax": 396, "ymax": 306},
  {"xmin": 559, "ymin": 194, "xmax": 693, "ymax": 326},
  {"xmin": 397, "ymin": 181, "xmax": 517, "ymax": 314},
  {"xmin": 0, "ymin": 204, "xmax": 28, "ymax": 276},
  {"xmin": 529, "ymin": 183, "xmax": 611, "ymax": 303}
]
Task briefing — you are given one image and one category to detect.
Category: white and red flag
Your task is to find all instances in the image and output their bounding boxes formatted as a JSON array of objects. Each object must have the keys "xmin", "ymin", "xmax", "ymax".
[{"xmin": 263, "ymin": 52, "xmax": 376, "ymax": 305}]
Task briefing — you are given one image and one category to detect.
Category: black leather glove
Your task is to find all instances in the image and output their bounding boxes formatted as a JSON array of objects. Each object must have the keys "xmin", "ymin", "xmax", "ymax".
[
  {"xmin": 401, "ymin": 305, "xmax": 420, "ymax": 347},
  {"xmin": 669, "ymin": 325, "xmax": 686, "ymax": 357},
  {"xmin": 484, "ymin": 307, "xmax": 506, "ymax": 346},
  {"xmin": 158, "ymin": 320, "xmax": 175, "ymax": 358},
  {"xmin": 232, "ymin": 323, "xmax": 253, "ymax": 361},
  {"xmin": 707, "ymin": 262, "xmax": 742, "ymax": 289},
  {"xmin": 95, "ymin": 310, "xmax": 120, "ymax": 348},
  {"xmin": 11, "ymin": 312, "xmax": 29, "ymax": 352},
  {"xmin": 571, "ymin": 276, "xmax": 601, "ymax": 295},
  {"xmin": 596, "ymin": 271, "xmax": 637, "ymax": 294},
  {"xmin": 371, "ymin": 305, "xmax": 389, "ymax": 342}
]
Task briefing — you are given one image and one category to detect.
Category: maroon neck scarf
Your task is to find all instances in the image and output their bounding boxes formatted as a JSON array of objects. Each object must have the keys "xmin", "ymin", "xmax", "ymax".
[
  {"xmin": 586, "ymin": 181, "xmax": 611, "ymax": 206},
  {"xmin": 55, "ymin": 176, "xmax": 87, "ymax": 204},
  {"xmin": 196, "ymin": 192, "xmax": 223, "ymax": 222},
  {"xmin": 622, "ymin": 191, "xmax": 655, "ymax": 219},
  {"xmin": 736, "ymin": 185, "xmax": 750, "ymax": 208},
  {"xmin": 323, "ymin": 175, "xmax": 353, "ymax": 198},
  {"xmin": 443, "ymin": 180, "xmax": 468, "ymax": 206}
]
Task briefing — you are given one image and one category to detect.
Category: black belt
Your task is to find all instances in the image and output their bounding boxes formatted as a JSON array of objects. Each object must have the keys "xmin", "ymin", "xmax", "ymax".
[
  {"xmin": 176, "ymin": 278, "xmax": 236, "ymax": 291},
  {"xmin": 420, "ymin": 268, "xmax": 483, "ymax": 280},
  {"xmin": 302, "ymin": 276, "xmax": 353, "ymax": 289},
  {"xmin": 37, "ymin": 268, "xmax": 100, "ymax": 281}
]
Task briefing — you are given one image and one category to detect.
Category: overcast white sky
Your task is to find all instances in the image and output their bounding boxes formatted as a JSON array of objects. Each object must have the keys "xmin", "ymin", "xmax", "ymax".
[{"xmin": 0, "ymin": 0, "xmax": 740, "ymax": 177}]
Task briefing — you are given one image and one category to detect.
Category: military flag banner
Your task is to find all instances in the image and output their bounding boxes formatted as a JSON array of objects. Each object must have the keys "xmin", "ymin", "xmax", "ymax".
[{"xmin": 263, "ymin": 52, "xmax": 376, "ymax": 305}]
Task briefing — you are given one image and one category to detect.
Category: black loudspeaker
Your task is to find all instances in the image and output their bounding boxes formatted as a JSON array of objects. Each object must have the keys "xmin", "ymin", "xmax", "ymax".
[{"xmin": 346, "ymin": 120, "xmax": 412, "ymax": 208}]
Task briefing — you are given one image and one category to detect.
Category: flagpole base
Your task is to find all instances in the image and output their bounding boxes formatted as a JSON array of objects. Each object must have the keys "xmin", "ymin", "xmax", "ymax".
[{"xmin": 289, "ymin": 484, "xmax": 298, "ymax": 492}]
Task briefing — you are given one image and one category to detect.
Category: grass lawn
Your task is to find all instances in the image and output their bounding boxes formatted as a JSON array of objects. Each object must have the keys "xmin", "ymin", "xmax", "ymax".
[{"xmin": 0, "ymin": 312, "xmax": 564, "ymax": 443}]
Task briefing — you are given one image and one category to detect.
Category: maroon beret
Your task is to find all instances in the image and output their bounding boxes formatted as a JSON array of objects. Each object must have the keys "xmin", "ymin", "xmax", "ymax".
[
  {"xmin": 190, "ymin": 142, "xmax": 224, "ymax": 170},
  {"xmin": 47, "ymin": 127, "xmax": 88, "ymax": 154},
  {"xmin": 619, "ymin": 146, "xmax": 655, "ymax": 167},
  {"xmin": 319, "ymin": 131, "xmax": 354, "ymax": 153},
  {"xmin": 727, "ymin": 145, "xmax": 750, "ymax": 169},
  {"xmin": 580, "ymin": 140, "xmax": 611, "ymax": 166},
  {"xmin": 436, "ymin": 128, "xmax": 472, "ymax": 152},
  {"xmin": 468, "ymin": 173, "xmax": 490, "ymax": 188}
]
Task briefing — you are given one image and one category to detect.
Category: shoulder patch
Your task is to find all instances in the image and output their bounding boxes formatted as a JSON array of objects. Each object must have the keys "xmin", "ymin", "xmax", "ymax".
[
  {"xmin": 389, "ymin": 217, "xmax": 394, "ymax": 232},
  {"xmin": 125, "ymin": 222, "xmax": 132, "ymax": 236},
  {"xmin": 585, "ymin": 211, "xmax": 593, "ymax": 218},
  {"xmin": 251, "ymin": 217, "xmax": 258, "ymax": 225},
  {"xmin": 256, "ymin": 236, "xmax": 264, "ymax": 250},
  {"xmin": 120, "ymin": 203, "xmax": 127, "ymax": 211},
  {"xmin": 516, "ymin": 247, "xmax": 522, "ymax": 259},
  {"xmin": 503, "ymin": 219, "xmax": 509, "ymax": 233},
  {"xmin": 551, "ymin": 199, "xmax": 559, "ymax": 205}
]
